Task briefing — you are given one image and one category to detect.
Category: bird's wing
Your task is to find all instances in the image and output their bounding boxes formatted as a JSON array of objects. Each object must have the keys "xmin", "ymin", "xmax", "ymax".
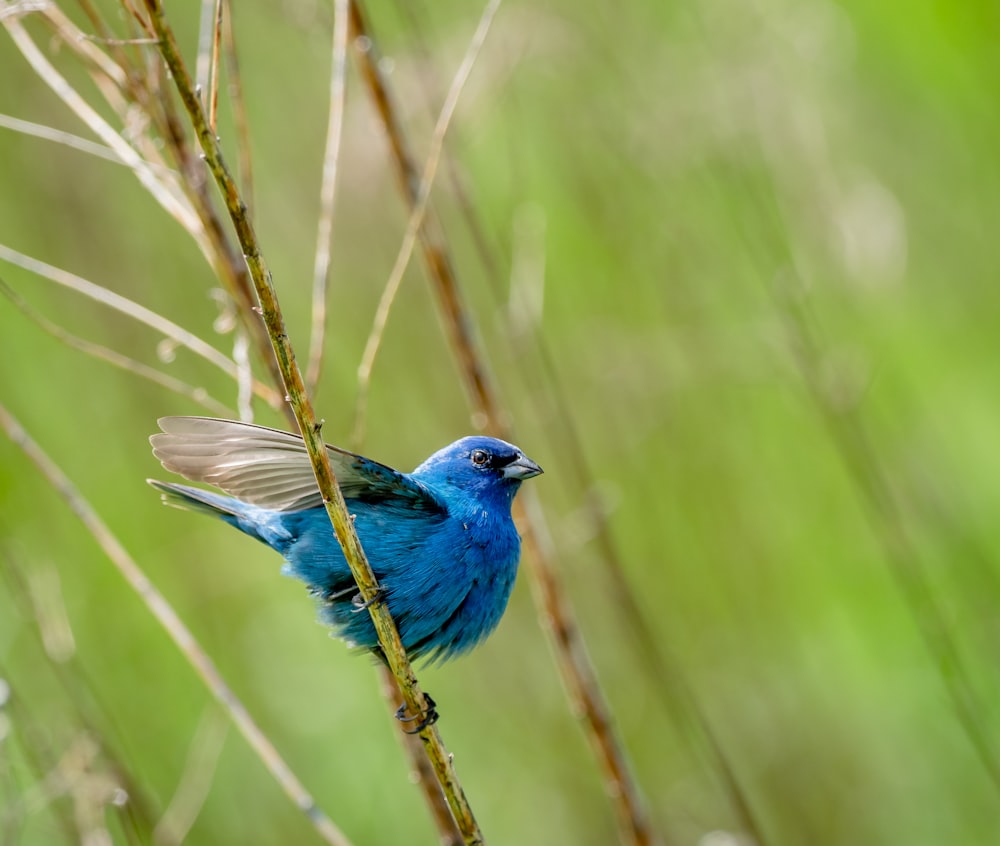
[{"xmin": 150, "ymin": 416, "xmax": 446, "ymax": 514}]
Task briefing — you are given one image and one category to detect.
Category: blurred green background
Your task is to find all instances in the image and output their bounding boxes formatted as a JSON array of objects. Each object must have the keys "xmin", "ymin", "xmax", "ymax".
[{"xmin": 3, "ymin": 0, "xmax": 1000, "ymax": 843}]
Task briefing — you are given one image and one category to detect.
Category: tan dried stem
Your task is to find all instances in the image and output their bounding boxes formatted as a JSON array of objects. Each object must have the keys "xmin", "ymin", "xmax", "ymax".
[
  {"xmin": 29, "ymin": 0, "xmax": 288, "ymax": 412},
  {"xmin": 140, "ymin": 1, "xmax": 485, "ymax": 841},
  {"xmin": 196, "ymin": 0, "xmax": 214, "ymax": 103},
  {"xmin": 4, "ymin": 0, "xmax": 285, "ymax": 404},
  {"xmin": 153, "ymin": 707, "xmax": 228, "ymax": 846},
  {"xmin": 34, "ymin": 3, "xmax": 192, "ymax": 211},
  {"xmin": 352, "ymin": 0, "xmax": 501, "ymax": 447},
  {"xmin": 0, "ymin": 112, "xmax": 125, "ymax": 164},
  {"xmin": 306, "ymin": 0, "xmax": 350, "ymax": 393},
  {"xmin": 209, "ymin": 0, "xmax": 223, "ymax": 130},
  {"xmin": 195, "ymin": 0, "xmax": 223, "ymax": 131},
  {"xmin": 0, "ymin": 4, "xmax": 203, "ymax": 244},
  {"xmin": 220, "ymin": 0, "xmax": 254, "ymax": 210},
  {"xmin": 0, "ymin": 244, "xmax": 281, "ymax": 408},
  {"xmin": 0, "ymin": 277, "xmax": 234, "ymax": 416},
  {"xmin": 347, "ymin": 2, "xmax": 659, "ymax": 842},
  {"xmin": 0, "ymin": 404, "xmax": 354, "ymax": 846},
  {"xmin": 504, "ymin": 226, "xmax": 764, "ymax": 842}
]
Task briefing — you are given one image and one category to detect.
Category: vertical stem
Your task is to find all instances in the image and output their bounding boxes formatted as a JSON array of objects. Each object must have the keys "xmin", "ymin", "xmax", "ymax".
[
  {"xmin": 378, "ymin": 666, "xmax": 462, "ymax": 846},
  {"xmin": 347, "ymin": 3, "xmax": 658, "ymax": 843},
  {"xmin": 141, "ymin": 2, "xmax": 486, "ymax": 841}
]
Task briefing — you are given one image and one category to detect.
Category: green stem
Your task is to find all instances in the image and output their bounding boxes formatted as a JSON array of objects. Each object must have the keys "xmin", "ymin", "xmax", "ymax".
[{"xmin": 140, "ymin": 2, "xmax": 484, "ymax": 842}]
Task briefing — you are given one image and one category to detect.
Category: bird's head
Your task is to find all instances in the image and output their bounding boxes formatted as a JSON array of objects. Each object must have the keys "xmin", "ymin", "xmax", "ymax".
[{"xmin": 412, "ymin": 436, "xmax": 543, "ymax": 504}]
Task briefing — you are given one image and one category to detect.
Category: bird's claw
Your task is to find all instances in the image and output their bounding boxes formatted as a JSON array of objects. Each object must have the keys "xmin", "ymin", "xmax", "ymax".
[
  {"xmin": 395, "ymin": 694, "xmax": 438, "ymax": 734},
  {"xmin": 351, "ymin": 588, "xmax": 385, "ymax": 613}
]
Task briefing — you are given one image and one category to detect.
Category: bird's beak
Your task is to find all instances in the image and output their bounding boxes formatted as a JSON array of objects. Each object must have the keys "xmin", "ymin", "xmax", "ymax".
[{"xmin": 502, "ymin": 453, "xmax": 543, "ymax": 480}]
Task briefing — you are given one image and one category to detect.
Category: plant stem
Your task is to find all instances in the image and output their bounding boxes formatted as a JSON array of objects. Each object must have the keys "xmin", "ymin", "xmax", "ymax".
[
  {"xmin": 0, "ymin": 404, "xmax": 352, "ymax": 846},
  {"xmin": 141, "ymin": 2, "xmax": 485, "ymax": 841},
  {"xmin": 347, "ymin": 2, "xmax": 659, "ymax": 842}
]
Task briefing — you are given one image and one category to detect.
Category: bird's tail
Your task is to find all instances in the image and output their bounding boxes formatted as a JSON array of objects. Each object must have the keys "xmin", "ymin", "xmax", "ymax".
[
  {"xmin": 147, "ymin": 479, "xmax": 292, "ymax": 550},
  {"xmin": 148, "ymin": 479, "xmax": 242, "ymax": 519}
]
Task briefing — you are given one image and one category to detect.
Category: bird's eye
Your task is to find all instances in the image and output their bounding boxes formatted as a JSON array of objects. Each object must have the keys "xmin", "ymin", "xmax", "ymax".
[{"xmin": 471, "ymin": 449, "xmax": 489, "ymax": 467}]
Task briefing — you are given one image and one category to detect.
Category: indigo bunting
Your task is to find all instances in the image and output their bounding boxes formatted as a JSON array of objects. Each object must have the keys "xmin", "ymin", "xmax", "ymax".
[{"xmin": 148, "ymin": 417, "xmax": 542, "ymax": 662}]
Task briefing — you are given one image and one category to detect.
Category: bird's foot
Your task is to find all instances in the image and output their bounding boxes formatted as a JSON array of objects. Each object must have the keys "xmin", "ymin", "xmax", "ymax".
[
  {"xmin": 321, "ymin": 584, "xmax": 355, "ymax": 603},
  {"xmin": 395, "ymin": 694, "xmax": 438, "ymax": 734},
  {"xmin": 351, "ymin": 587, "xmax": 386, "ymax": 612}
]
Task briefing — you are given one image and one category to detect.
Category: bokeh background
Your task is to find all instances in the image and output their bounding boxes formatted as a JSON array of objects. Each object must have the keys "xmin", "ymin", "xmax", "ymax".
[{"xmin": 3, "ymin": 0, "xmax": 1000, "ymax": 843}]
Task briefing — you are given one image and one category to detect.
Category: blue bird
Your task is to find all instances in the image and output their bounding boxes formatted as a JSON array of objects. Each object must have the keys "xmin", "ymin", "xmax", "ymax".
[{"xmin": 148, "ymin": 417, "xmax": 542, "ymax": 663}]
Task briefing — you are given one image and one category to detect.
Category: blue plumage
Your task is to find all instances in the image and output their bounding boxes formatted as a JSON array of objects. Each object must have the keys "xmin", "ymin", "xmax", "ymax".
[{"xmin": 148, "ymin": 417, "xmax": 542, "ymax": 662}]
